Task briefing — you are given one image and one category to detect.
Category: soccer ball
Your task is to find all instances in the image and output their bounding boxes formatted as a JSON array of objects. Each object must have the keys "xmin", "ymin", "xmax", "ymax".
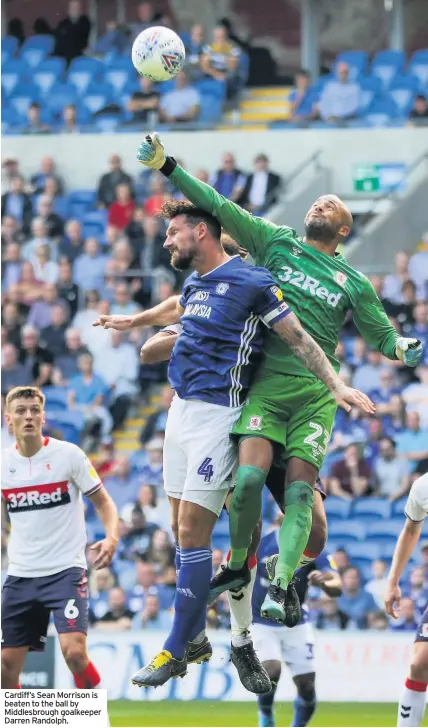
[{"xmin": 132, "ymin": 26, "xmax": 185, "ymax": 82}]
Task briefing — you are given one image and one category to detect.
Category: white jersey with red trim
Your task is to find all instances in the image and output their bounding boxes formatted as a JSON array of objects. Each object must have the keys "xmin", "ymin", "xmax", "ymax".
[
  {"xmin": 2, "ymin": 437, "xmax": 102, "ymax": 578},
  {"xmin": 405, "ymin": 472, "xmax": 428, "ymax": 523}
]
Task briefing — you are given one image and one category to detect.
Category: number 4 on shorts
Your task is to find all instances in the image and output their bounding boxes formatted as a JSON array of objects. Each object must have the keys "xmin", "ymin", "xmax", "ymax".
[{"xmin": 198, "ymin": 457, "xmax": 214, "ymax": 483}]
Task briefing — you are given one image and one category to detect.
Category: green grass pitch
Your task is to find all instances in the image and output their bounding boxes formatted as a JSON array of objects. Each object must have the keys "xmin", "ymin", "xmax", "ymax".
[{"xmin": 109, "ymin": 700, "xmax": 428, "ymax": 727}]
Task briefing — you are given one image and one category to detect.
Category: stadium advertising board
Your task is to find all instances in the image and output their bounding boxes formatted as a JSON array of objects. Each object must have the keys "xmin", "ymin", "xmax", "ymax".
[{"xmin": 54, "ymin": 630, "xmax": 411, "ymax": 702}]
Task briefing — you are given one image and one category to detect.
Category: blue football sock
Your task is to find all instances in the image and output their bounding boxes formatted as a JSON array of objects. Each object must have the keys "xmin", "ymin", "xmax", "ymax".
[
  {"xmin": 258, "ymin": 681, "xmax": 277, "ymax": 714},
  {"xmin": 164, "ymin": 547, "xmax": 212, "ymax": 659},
  {"xmin": 291, "ymin": 696, "xmax": 316, "ymax": 727},
  {"xmin": 175, "ymin": 542, "xmax": 181, "ymax": 574}
]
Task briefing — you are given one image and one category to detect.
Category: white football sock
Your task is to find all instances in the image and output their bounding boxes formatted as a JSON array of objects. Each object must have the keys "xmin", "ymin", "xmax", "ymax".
[
  {"xmin": 229, "ymin": 563, "xmax": 257, "ymax": 647},
  {"xmin": 398, "ymin": 679, "xmax": 427, "ymax": 727}
]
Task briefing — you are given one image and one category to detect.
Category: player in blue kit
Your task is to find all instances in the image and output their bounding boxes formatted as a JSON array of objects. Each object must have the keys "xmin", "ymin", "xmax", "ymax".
[
  {"xmin": 253, "ymin": 524, "xmax": 342, "ymax": 727},
  {"xmin": 96, "ymin": 200, "xmax": 370, "ymax": 690}
]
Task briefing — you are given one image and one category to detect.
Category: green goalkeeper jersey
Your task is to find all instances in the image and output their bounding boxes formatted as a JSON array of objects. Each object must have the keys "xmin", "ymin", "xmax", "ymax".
[{"xmin": 169, "ymin": 164, "xmax": 399, "ymax": 378}]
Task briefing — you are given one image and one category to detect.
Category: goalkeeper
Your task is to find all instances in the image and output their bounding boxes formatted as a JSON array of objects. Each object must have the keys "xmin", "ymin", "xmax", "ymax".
[{"xmin": 133, "ymin": 134, "xmax": 424, "ymax": 626}]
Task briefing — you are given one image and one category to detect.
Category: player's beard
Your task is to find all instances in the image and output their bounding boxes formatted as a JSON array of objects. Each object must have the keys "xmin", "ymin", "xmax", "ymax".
[
  {"xmin": 304, "ymin": 218, "xmax": 342, "ymax": 244},
  {"xmin": 170, "ymin": 248, "xmax": 196, "ymax": 270}
]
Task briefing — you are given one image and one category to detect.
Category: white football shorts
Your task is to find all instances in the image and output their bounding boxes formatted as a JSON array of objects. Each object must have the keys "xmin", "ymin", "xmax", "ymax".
[
  {"xmin": 252, "ymin": 621, "xmax": 315, "ymax": 677},
  {"xmin": 163, "ymin": 395, "xmax": 242, "ymax": 516}
]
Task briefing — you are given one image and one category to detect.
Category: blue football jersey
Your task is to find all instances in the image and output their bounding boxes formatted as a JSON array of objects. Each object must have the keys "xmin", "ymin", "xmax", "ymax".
[
  {"xmin": 168, "ymin": 256, "xmax": 291, "ymax": 407},
  {"xmin": 252, "ymin": 530, "xmax": 337, "ymax": 626}
]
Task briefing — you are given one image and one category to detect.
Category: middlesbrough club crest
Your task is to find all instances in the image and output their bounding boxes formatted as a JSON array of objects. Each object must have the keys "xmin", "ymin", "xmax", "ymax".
[{"xmin": 247, "ymin": 415, "xmax": 262, "ymax": 431}]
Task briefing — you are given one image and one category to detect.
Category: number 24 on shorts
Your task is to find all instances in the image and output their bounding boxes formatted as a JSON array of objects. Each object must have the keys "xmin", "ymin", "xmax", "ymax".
[{"xmin": 198, "ymin": 458, "xmax": 214, "ymax": 483}]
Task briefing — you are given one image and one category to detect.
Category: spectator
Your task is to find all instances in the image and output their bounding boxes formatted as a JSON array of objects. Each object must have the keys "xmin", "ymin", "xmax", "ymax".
[
  {"xmin": 88, "ymin": 567, "xmax": 115, "ymax": 621},
  {"xmin": 2, "ymin": 301, "xmax": 23, "ymax": 349},
  {"xmin": 30, "ymin": 156, "xmax": 64, "ymax": 196},
  {"xmin": 130, "ymin": 1, "xmax": 154, "ymax": 43},
  {"xmin": 137, "ymin": 436, "xmax": 164, "ymax": 487},
  {"xmin": 131, "ymin": 593, "xmax": 172, "ymax": 630},
  {"xmin": 1, "ymin": 344, "xmax": 29, "ymax": 394},
  {"xmin": 1, "ymin": 215, "xmax": 23, "ymax": 246},
  {"xmin": 364, "ymin": 418, "xmax": 385, "ymax": 465},
  {"xmin": 368, "ymin": 611, "xmax": 389, "ymax": 631},
  {"xmin": 147, "ymin": 529, "xmax": 175, "ymax": 575},
  {"xmin": 209, "ymin": 152, "xmax": 246, "ymax": 202},
  {"xmin": 25, "ymin": 102, "xmax": 49, "ymax": 134},
  {"xmin": 201, "ymin": 24, "xmax": 241, "ymax": 101},
  {"xmin": 348, "ymin": 337, "xmax": 367, "ymax": 369},
  {"xmin": 382, "ymin": 252, "xmax": 410, "ymax": 305},
  {"xmin": 128, "ymin": 560, "xmax": 173, "ymax": 613},
  {"xmin": 185, "ymin": 23, "xmax": 205, "ymax": 81},
  {"xmin": 93, "ymin": 19, "xmax": 128, "ymax": 56},
  {"xmin": 73, "ymin": 238, "xmax": 107, "ymax": 292},
  {"xmin": 36, "ymin": 195, "xmax": 64, "ymax": 239},
  {"xmin": 1, "ymin": 176, "xmax": 33, "ymax": 235},
  {"xmin": 54, "ymin": 0, "xmax": 91, "ymax": 63},
  {"xmin": 94, "ymin": 329, "xmax": 138, "ymax": 430},
  {"xmin": 383, "ymin": 393, "xmax": 406, "ymax": 435},
  {"xmin": 137, "ymin": 215, "xmax": 170, "ymax": 272},
  {"xmin": 97, "ymin": 154, "xmax": 135, "ymax": 208},
  {"xmin": 159, "ymin": 71, "xmax": 201, "ymax": 124},
  {"xmin": 409, "ymin": 94, "xmax": 428, "ymax": 123},
  {"xmin": 395, "ymin": 411, "xmax": 428, "ymax": 472},
  {"xmin": 94, "ymin": 587, "xmax": 134, "ymax": 631},
  {"xmin": 289, "ymin": 69, "xmax": 312, "ymax": 118},
  {"xmin": 405, "ymin": 566, "xmax": 428, "ymax": 620},
  {"xmin": 59, "ymin": 219, "xmax": 85, "ymax": 263},
  {"xmin": 337, "ymin": 566, "xmax": 377, "ymax": 629},
  {"xmin": 238, "ymin": 153, "xmax": 281, "ymax": 214},
  {"xmin": 374, "ymin": 436, "xmax": 410, "ymax": 500},
  {"xmin": 61, "ymin": 104, "xmax": 80, "ymax": 134},
  {"xmin": 390, "ymin": 597, "xmax": 418, "ymax": 632},
  {"xmin": 120, "ymin": 505, "xmax": 159, "ymax": 562},
  {"xmin": 28, "ymin": 282, "xmax": 61, "ymax": 330},
  {"xmin": 140, "ymin": 384, "xmax": 173, "ymax": 444},
  {"xmin": 103, "ymin": 455, "xmax": 141, "ymax": 512},
  {"xmin": 408, "ymin": 302, "xmax": 428, "ymax": 347},
  {"xmin": 143, "ymin": 176, "xmax": 170, "ymax": 216},
  {"xmin": 127, "ymin": 76, "xmax": 160, "ymax": 124},
  {"xmin": 2, "ymin": 242, "xmax": 22, "ymax": 292},
  {"xmin": 57, "ymin": 258, "xmax": 80, "ymax": 318},
  {"xmin": 315, "ymin": 595, "xmax": 348, "ymax": 630},
  {"xmin": 10, "ymin": 261, "xmax": 46, "ymax": 307},
  {"xmin": 368, "ymin": 369, "xmax": 400, "ymax": 412},
  {"xmin": 408, "ymin": 237, "xmax": 428, "ymax": 300},
  {"xmin": 21, "ymin": 218, "xmax": 57, "ymax": 265},
  {"xmin": 108, "ymin": 183, "xmax": 136, "ymax": 230},
  {"xmin": 353, "ymin": 349, "xmax": 387, "ymax": 394},
  {"xmin": 365, "ymin": 559, "xmax": 389, "ymax": 608},
  {"xmin": 383, "ymin": 280, "xmax": 417, "ymax": 330},
  {"xmin": 134, "ymin": 484, "xmax": 171, "ymax": 529},
  {"xmin": 54, "ymin": 327, "xmax": 89, "ymax": 383},
  {"xmin": 32, "ymin": 243, "xmax": 59, "ymax": 284},
  {"xmin": 68, "ymin": 352, "xmax": 113, "ymax": 444},
  {"xmin": 40, "ymin": 302, "xmax": 69, "ymax": 358},
  {"xmin": 317, "ymin": 62, "xmax": 359, "ymax": 122},
  {"xmin": 330, "ymin": 443, "xmax": 372, "ymax": 499},
  {"xmin": 402, "ymin": 364, "xmax": 428, "ymax": 428},
  {"xmin": 110, "ymin": 283, "xmax": 140, "ymax": 317},
  {"xmin": 19, "ymin": 324, "xmax": 54, "ymax": 387}
]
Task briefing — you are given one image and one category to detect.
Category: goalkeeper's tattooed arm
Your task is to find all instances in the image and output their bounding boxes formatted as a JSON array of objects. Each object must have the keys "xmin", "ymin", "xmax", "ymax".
[{"xmin": 272, "ymin": 313, "xmax": 376, "ymax": 414}]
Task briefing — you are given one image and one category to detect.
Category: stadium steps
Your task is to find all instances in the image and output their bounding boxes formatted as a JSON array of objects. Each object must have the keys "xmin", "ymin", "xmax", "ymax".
[
  {"xmin": 222, "ymin": 87, "xmax": 292, "ymax": 124},
  {"xmin": 111, "ymin": 393, "xmax": 163, "ymax": 453}
]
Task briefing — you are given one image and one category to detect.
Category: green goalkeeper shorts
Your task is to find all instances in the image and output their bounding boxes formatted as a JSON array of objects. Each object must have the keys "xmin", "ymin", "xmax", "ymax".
[{"xmin": 232, "ymin": 371, "xmax": 337, "ymax": 470}]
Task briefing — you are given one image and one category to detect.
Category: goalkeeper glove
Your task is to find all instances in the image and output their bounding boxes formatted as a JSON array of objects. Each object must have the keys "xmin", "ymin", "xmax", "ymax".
[
  {"xmin": 136, "ymin": 132, "xmax": 166, "ymax": 170},
  {"xmin": 395, "ymin": 337, "xmax": 423, "ymax": 367}
]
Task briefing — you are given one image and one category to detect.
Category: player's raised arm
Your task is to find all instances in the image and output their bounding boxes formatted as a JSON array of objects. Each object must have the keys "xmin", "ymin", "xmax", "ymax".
[
  {"xmin": 93, "ymin": 294, "xmax": 183, "ymax": 330},
  {"xmin": 140, "ymin": 330, "xmax": 179, "ymax": 363},
  {"xmin": 136, "ymin": 133, "xmax": 283, "ymax": 262},
  {"xmin": 353, "ymin": 277, "xmax": 423, "ymax": 366}
]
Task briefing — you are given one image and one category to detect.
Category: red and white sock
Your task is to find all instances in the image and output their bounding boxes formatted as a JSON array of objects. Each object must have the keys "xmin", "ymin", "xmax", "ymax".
[
  {"xmin": 398, "ymin": 678, "xmax": 427, "ymax": 727},
  {"xmin": 226, "ymin": 550, "xmax": 257, "ymax": 647},
  {"xmin": 298, "ymin": 548, "xmax": 319, "ymax": 568},
  {"xmin": 73, "ymin": 661, "xmax": 102, "ymax": 689}
]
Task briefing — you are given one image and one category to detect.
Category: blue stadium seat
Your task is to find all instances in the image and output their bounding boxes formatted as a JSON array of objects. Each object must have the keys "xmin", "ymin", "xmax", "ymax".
[
  {"xmin": 391, "ymin": 497, "xmax": 407, "ymax": 517},
  {"xmin": 364, "ymin": 96, "xmax": 399, "ymax": 125},
  {"xmin": 42, "ymin": 386, "xmax": 68, "ymax": 411},
  {"xmin": 34, "ymin": 57, "xmax": 66, "ymax": 95},
  {"xmin": 1, "ymin": 106, "xmax": 24, "ymax": 131},
  {"xmin": 346, "ymin": 542, "xmax": 382, "ymax": 560},
  {"xmin": 211, "ymin": 534, "xmax": 230, "ymax": 553},
  {"xmin": 352, "ymin": 498, "xmax": 392, "ymax": 520},
  {"xmin": 195, "ymin": 78, "xmax": 226, "ymax": 99},
  {"xmin": 212, "ymin": 518, "xmax": 230, "ymax": 537},
  {"xmin": 67, "ymin": 189, "xmax": 96, "ymax": 219},
  {"xmin": 359, "ymin": 76, "xmax": 382, "ymax": 113},
  {"xmin": 328, "ymin": 521, "xmax": 366, "ymax": 541},
  {"xmin": 104, "ymin": 57, "xmax": 136, "ymax": 92},
  {"xmin": 371, "ymin": 50, "xmax": 405, "ymax": 88},
  {"xmin": 93, "ymin": 115, "xmax": 122, "ymax": 132},
  {"xmin": 2, "ymin": 36, "xmax": 19, "ymax": 58},
  {"xmin": 20, "ymin": 35, "xmax": 55, "ymax": 68},
  {"xmin": 82, "ymin": 209, "xmax": 108, "ymax": 238},
  {"xmin": 295, "ymin": 87, "xmax": 319, "ymax": 116},
  {"xmin": 9, "ymin": 84, "xmax": 41, "ymax": 116},
  {"xmin": 389, "ymin": 75, "xmax": 419, "ymax": 114},
  {"xmin": 46, "ymin": 82, "xmax": 78, "ymax": 114},
  {"xmin": 324, "ymin": 497, "xmax": 352, "ymax": 520},
  {"xmin": 81, "ymin": 82, "xmax": 114, "ymax": 114},
  {"xmin": 408, "ymin": 49, "xmax": 428, "ymax": 87},
  {"xmin": 352, "ymin": 559, "xmax": 374, "ymax": 581},
  {"xmin": 2, "ymin": 60, "xmax": 30, "ymax": 95},
  {"xmin": 68, "ymin": 56, "xmax": 104, "ymax": 93},
  {"xmin": 199, "ymin": 95, "xmax": 223, "ymax": 123},
  {"xmin": 335, "ymin": 51, "xmax": 368, "ymax": 81},
  {"xmin": 366, "ymin": 520, "xmax": 402, "ymax": 539}
]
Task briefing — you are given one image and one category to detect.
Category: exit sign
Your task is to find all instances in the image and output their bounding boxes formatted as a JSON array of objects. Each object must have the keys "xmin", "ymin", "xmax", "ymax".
[{"xmin": 353, "ymin": 163, "xmax": 407, "ymax": 192}]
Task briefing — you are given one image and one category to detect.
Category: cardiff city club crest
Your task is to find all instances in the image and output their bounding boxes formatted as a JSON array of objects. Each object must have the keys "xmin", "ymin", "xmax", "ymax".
[{"xmin": 216, "ymin": 282, "xmax": 229, "ymax": 295}]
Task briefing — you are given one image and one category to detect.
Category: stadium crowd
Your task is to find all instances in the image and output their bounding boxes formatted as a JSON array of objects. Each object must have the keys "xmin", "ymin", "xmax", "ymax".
[{"xmin": 1, "ymin": 148, "xmax": 428, "ymax": 635}]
